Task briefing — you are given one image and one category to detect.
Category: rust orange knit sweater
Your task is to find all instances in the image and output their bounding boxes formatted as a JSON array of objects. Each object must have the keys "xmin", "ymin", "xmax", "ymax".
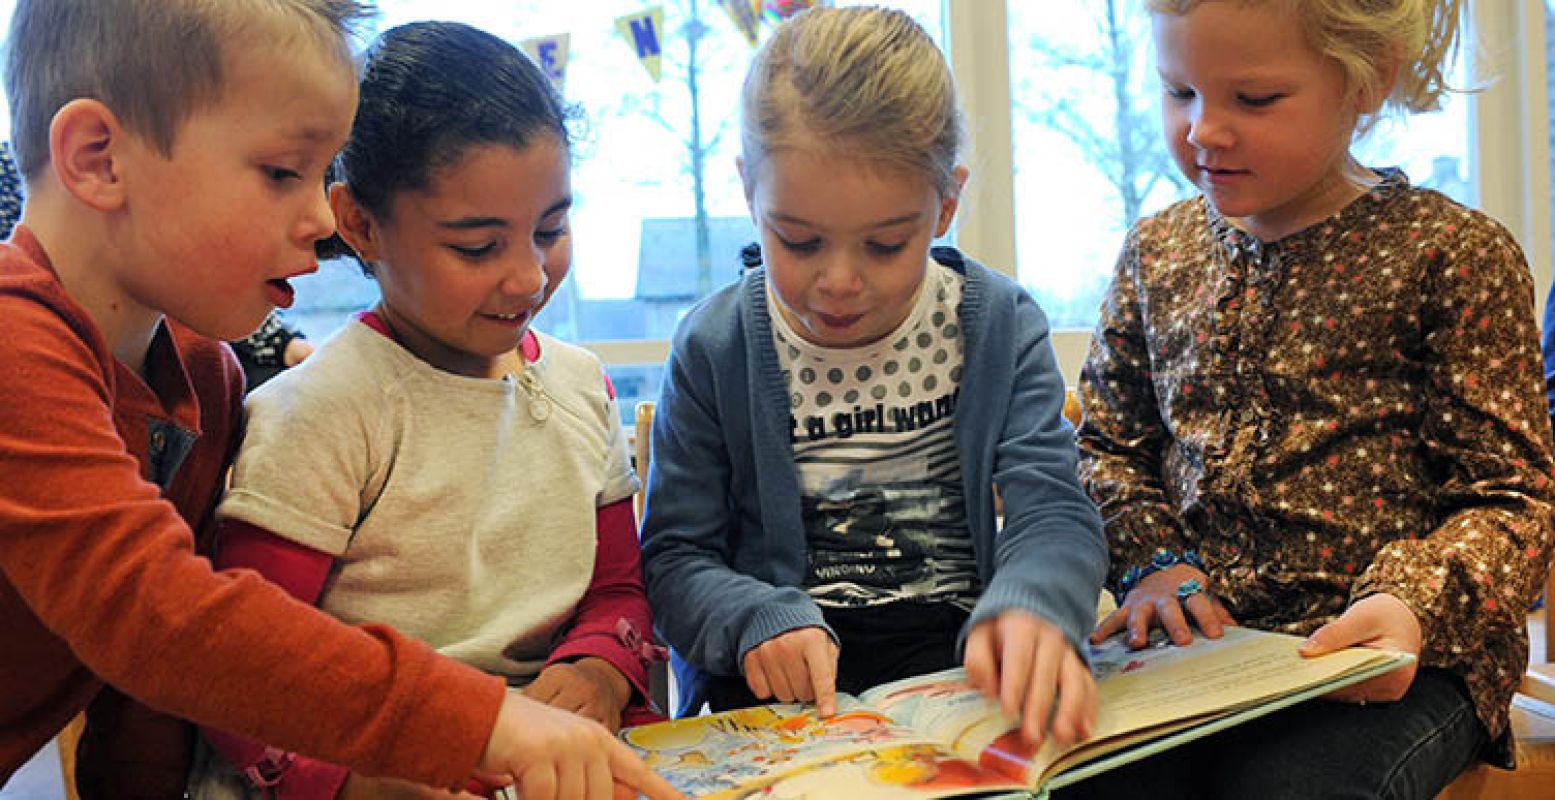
[{"xmin": 0, "ymin": 227, "xmax": 503, "ymax": 795}]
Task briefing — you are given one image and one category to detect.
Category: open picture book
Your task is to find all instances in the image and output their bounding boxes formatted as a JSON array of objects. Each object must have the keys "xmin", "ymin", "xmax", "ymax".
[{"xmin": 620, "ymin": 625, "xmax": 1412, "ymax": 799}]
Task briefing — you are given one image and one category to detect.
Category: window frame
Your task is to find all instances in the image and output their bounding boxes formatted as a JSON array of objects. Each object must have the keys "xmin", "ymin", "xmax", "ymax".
[{"xmin": 583, "ymin": 1, "xmax": 1551, "ymax": 387}]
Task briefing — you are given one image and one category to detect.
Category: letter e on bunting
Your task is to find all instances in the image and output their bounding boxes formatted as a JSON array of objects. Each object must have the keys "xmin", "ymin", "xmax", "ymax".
[{"xmin": 520, "ymin": 33, "xmax": 570, "ymax": 91}]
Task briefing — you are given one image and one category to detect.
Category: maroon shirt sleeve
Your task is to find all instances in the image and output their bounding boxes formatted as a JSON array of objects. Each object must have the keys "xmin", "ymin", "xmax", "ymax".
[
  {"xmin": 547, "ymin": 500, "xmax": 659, "ymax": 705},
  {"xmin": 200, "ymin": 520, "xmax": 349, "ymax": 799}
]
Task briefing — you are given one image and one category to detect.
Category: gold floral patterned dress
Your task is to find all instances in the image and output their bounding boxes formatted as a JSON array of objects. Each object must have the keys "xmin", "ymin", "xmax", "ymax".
[{"xmin": 1077, "ymin": 172, "xmax": 1555, "ymax": 759}]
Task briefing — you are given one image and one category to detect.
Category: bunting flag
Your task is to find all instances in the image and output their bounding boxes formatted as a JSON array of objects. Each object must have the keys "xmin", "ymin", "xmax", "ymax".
[
  {"xmin": 762, "ymin": 0, "xmax": 819, "ymax": 23},
  {"xmin": 615, "ymin": 7, "xmax": 665, "ymax": 82},
  {"xmin": 720, "ymin": 0, "xmax": 762, "ymax": 47},
  {"xmin": 519, "ymin": 33, "xmax": 571, "ymax": 91}
]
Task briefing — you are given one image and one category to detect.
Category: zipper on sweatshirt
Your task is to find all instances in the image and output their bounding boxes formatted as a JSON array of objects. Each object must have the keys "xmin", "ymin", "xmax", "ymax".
[{"xmin": 516, "ymin": 367, "xmax": 552, "ymax": 422}]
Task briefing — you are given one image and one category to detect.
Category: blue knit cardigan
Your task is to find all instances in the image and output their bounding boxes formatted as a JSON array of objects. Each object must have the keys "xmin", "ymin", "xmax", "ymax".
[{"xmin": 640, "ymin": 247, "xmax": 1107, "ymax": 714}]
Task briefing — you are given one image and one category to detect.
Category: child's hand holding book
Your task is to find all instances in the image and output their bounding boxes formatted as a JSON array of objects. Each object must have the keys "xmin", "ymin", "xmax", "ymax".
[
  {"xmin": 1299, "ymin": 593, "xmax": 1423, "ymax": 705},
  {"xmin": 1092, "ymin": 560, "xmax": 1236, "ymax": 649}
]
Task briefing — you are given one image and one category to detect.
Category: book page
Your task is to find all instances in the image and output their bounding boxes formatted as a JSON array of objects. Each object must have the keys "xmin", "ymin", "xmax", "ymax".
[
  {"xmin": 856, "ymin": 671, "xmax": 1034, "ymax": 782},
  {"xmin": 859, "ymin": 626, "xmax": 1409, "ymax": 788},
  {"xmin": 619, "ymin": 699, "xmax": 1026, "ymax": 800}
]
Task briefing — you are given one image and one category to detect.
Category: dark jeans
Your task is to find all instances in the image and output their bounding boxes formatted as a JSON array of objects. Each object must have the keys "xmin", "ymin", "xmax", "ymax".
[
  {"xmin": 704, "ymin": 601, "xmax": 969, "ymax": 711},
  {"xmin": 1052, "ymin": 668, "xmax": 1488, "ymax": 800}
]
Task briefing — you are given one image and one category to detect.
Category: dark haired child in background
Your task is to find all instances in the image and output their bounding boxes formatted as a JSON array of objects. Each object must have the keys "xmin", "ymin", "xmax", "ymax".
[{"xmin": 229, "ymin": 311, "xmax": 313, "ymax": 390}]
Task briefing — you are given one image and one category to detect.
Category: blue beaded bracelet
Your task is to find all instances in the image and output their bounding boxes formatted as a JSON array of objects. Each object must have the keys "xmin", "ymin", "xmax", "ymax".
[{"xmin": 1119, "ymin": 548, "xmax": 1205, "ymax": 599}]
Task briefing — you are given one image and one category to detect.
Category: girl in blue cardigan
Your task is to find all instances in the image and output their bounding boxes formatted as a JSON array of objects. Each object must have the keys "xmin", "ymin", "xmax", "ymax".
[{"xmin": 639, "ymin": 5, "xmax": 1107, "ymax": 750}]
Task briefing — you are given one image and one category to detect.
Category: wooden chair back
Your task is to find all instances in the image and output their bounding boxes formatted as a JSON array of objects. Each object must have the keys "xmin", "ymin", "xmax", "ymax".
[
  {"xmin": 634, "ymin": 401, "xmax": 655, "ymax": 521},
  {"xmin": 57, "ymin": 712, "xmax": 82, "ymax": 799},
  {"xmin": 631, "ymin": 401, "xmax": 676, "ymax": 713}
]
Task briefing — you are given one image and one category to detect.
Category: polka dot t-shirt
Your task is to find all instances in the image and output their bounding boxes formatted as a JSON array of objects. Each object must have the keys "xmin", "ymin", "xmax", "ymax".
[
  {"xmin": 1077, "ymin": 171, "xmax": 1555, "ymax": 750},
  {"xmin": 770, "ymin": 261, "xmax": 978, "ymax": 609}
]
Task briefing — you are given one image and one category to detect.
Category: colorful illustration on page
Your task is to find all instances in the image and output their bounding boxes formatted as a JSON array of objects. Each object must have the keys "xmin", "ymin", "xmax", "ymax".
[
  {"xmin": 723, "ymin": 744, "xmax": 1023, "ymax": 800},
  {"xmin": 622, "ymin": 705, "xmax": 932, "ymax": 798},
  {"xmin": 863, "ymin": 673, "xmax": 1033, "ymax": 778}
]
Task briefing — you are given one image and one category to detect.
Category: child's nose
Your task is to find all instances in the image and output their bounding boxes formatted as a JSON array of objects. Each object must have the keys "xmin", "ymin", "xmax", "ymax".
[
  {"xmin": 298, "ymin": 187, "xmax": 336, "ymax": 245},
  {"xmin": 502, "ymin": 248, "xmax": 549, "ymax": 299},
  {"xmin": 1187, "ymin": 107, "xmax": 1232, "ymax": 149},
  {"xmin": 815, "ymin": 253, "xmax": 865, "ymax": 297}
]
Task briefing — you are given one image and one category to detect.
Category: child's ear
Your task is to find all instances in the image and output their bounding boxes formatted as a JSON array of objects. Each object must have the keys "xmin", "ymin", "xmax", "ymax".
[
  {"xmin": 736, "ymin": 155, "xmax": 753, "ymax": 206},
  {"xmin": 328, "ymin": 182, "xmax": 381, "ymax": 261},
  {"xmin": 738, "ymin": 155, "xmax": 766, "ymax": 233},
  {"xmin": 1360, "ymin": 46, "xmax": 1403, "ymax": 115},
  {"xmin": 49, "ymin": 99, "xmax": 126, "ymax": 211},
  {"xmin": 934, "ymin": 165, "xmax": 970, "ymax": 238}
]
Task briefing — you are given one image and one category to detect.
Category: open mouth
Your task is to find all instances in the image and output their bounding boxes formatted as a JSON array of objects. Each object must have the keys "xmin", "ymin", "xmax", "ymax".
[
  {"xmin": 817, "ymin": 312, "xmax": 864, "ymax": 329},
  {"xmin": 265, "ymin": 278, "xmax": 296, "ymax": 308},
  {"xmin": 482, "ymin": 310, "xmax": 530, "ymax": 325}
]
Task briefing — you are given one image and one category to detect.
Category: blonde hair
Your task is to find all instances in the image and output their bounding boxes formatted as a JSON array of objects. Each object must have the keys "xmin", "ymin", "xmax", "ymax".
[
  {"xmin": 740, "ymin": 5, "xmax": 963, "ymax": 197},
  {"xmin": 4, "ymin": 0, "xmax": 372, "ymax": 179},
  {"xmin": 1146, "ymin": 0, "xmax": 1463, "ymax": 130}
]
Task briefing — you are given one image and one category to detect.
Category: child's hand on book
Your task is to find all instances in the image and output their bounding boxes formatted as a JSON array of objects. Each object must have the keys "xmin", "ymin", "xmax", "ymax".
[
  {"xmin": 742, "ymin": 625, "xmax": 840, "ymax": 716},
  {"xmin": 479, "ymin": 691, "xmax": 686, "ymax": 800},
  {"xmin": 1299, "ymin": 592, "xmax": 1422, "ymax": 704},
  {"xmin": 526, "ymin": 658, "xmax": 633, "ymax": 732},
  {"xmin": 965, "ymin": 610, "xmax": 1096, "ymax": 747},
  {"xmin": 1092, "ymin": 564, "xmax": 1235, "ymax": 649}
]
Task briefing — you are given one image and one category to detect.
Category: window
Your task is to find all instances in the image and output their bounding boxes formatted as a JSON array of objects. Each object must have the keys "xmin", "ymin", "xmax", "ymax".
[
  {"xmin": 0, "ymin": 2, "xmax": 1542, "ymax": 402},
  {"xmin": 0, "ymin": 0, "xmax": 14, "ymax": 140}
]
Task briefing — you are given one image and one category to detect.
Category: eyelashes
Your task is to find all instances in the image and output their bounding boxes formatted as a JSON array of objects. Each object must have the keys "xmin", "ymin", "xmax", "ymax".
[
  {"xmin": 1162, "ymin": 86, "xmax": 1285, "ymax": 108},
  {"xmin": 775, "ymin": 237, "xmax": 909, "ymax": 256},
  {"xmin": 450, "ymin": 243, "xmax": 498, "ymax": 258}
]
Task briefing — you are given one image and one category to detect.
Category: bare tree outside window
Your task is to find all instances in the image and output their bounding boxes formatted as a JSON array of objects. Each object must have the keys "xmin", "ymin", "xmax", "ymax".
[
  {"xmin": 1011, "ymin": 0, "xmax": 1189, "ymax": 329},
  {"xmin": 607, "ymin": 0, "xmax": 748, "ymax": 300},
  {"xmin": 1017, "ymin": 0, "xmax": 1185, "ymax": 230}
]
